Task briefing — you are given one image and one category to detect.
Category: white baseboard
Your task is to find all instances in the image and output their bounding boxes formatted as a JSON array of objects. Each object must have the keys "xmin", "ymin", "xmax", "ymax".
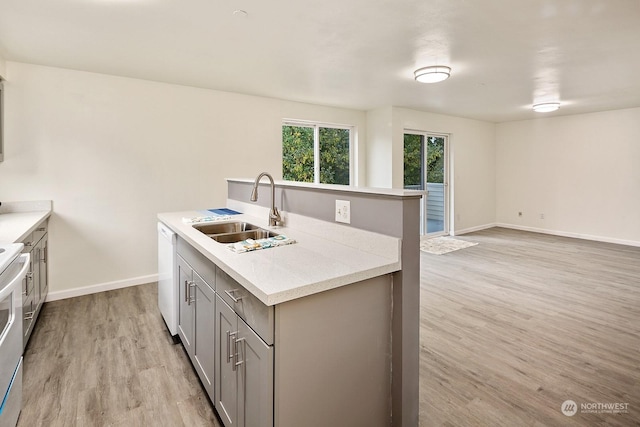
[
  {"xmin": 46, "ymin": 274, "xmax": 159, "ymax": 302},
  {"xmin": 452, "ymin": 223, "xmax": 497, "ymax": 236},
  {"xmin": 495, "ymin": 223, "xmax": 640, "ymax": 248}
]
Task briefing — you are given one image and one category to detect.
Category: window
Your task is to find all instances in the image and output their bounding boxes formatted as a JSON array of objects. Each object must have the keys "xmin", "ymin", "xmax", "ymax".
[
  {"xmin": 403, "ymin": 133, "xmax": 423, "ymax": 189},
  {"xmin": 282, "ymin": 121, "xmax": 353, "ymax": 185}
]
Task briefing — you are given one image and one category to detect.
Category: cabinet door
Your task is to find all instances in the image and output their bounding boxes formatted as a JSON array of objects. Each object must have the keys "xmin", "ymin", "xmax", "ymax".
[
  {"xmin": 177, "ymin": 255, "xmax": 194, "ymax": 356},
  {"xmin": 215, "ymin": 295, "xmax": 238, "ymax": 427},
  {"xmin": 32, "ymin": 245, "xmax": 40, "ymax": 303},
  {"xmin": 193, "ymin": 271, "xmax": 215, "ymax": 401},
  {"xmin": 34, "ymin": 240, "xmax": 42, "ymax": 310},
  {"xmin": 238, "ymin": 318, "xmax": 274, "ymax": 427},
  {"xmin": 38, "ymin": 237, "xmax": 48, "ymax": 306},
  {"xmin": 22, "ymin": 293, "xmax": 34, "ymax": 346}
]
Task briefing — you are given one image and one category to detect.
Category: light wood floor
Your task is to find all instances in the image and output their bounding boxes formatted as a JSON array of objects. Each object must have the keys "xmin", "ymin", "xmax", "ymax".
[
  {"xmin": 419, "ymin": 227, "xmax": 640, "ymax": 426},
  {"xmin": 18, "ymin": 284, "xmax": 222, "ymax": 426},
  {"xmin": 17, "ymin": 227, "xmax": 640, "ymax": 426}
]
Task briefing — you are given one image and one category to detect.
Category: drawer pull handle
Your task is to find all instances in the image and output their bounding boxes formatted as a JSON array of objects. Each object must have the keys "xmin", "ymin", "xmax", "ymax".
[
  {"xmin": 185, "ymin": 280, "xmax": 195, "ymax": 305},
  {"xmin": 25, "ymin": 311, "xmax": 35, "ymax": 320},
  {"xmin": 36, "ymin": 227, "xmax": 46, "ymax": 232},
  {"xmin": 224, "ymin": 289, "xmax": 243, "ymax": 303},
  {"xmin": 227, "ymin": 331, "xmax": 237, "ymax": 363}
]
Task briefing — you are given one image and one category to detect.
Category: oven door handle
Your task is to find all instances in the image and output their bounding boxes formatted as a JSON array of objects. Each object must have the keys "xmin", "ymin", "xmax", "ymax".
[{"xmin": 0, "ymin": 253, "xmax": 30, "ymax": 300}]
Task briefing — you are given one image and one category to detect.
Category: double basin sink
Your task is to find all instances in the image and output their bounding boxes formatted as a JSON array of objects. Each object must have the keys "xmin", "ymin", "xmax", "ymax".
[{"xmin": 193, "ymin": 222, "xmax": 280, "ymax": 244}]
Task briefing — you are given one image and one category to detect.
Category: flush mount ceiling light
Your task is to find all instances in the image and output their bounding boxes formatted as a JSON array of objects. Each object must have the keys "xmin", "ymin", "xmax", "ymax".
[
  {"xmin": 533, "ymin": 102, "xmax": 560, "ymax": 112},
  {"xmin": 414, "ymin": 66, "xmax": 451, "ymax": 83}
]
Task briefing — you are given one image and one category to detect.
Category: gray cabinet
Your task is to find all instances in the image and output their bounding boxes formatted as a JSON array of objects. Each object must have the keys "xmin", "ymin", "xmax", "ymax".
[
  {"xmin": 176, "ymin": 254, "xmax": 215, "ymax": 401},
  {"xmin": 175, "ymin": 236, "xmax": 273, "ymax": 427},
  {"xmin": 238, "ymin": 316, "xmax": 273, "ymax": 427},
  {"xmin": 36, "ymin": 237, "xmax": 48, "ymax": 313},
  {"xmin": 20, "ymin": 220, "xmax": 48, "ymax": 349},
  {"xmin": 193, "ymin": 271, "xmax": 215, "ymax": 398},
  {"xmin": 215, "ymin": 295, "xmax": 273, "ymax": 427},
  {"xmin": 177, "ymin": 255, "xmax": 194, "ymax": 354},
  {"xmin": 215, "ymin": 295, "xmax": 238, "ymax": 426}
]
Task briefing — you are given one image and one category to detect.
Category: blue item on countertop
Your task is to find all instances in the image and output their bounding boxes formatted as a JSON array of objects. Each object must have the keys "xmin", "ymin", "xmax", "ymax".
[
  {"xmin": 182, "ymin": 208, "xmax": 242, "ymax": 223},
  {"xmin": 208, "ymin": 208, "xmax": 241, "ymax": 216}
]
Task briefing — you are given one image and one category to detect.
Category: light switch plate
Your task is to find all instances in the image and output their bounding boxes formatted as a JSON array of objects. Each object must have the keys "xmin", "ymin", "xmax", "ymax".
[{"xmin": 335, "ymin": 200, "xmax": 351, "ymax": 224}]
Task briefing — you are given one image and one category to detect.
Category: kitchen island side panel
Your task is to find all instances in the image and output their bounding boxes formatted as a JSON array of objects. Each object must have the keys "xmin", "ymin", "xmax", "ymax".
[
  {"xmin": 228, "ymin": 179, "xmax": 421, "ymax": 427},
  {"xmin": 393, "ymin": 196, "xmax": 421, "ymax": 427},
  {"xmin": 274, "ymin": 274, "xmax": 393, "ymax": 427},
  {"xmin": 227, "ymin": 179, "xmax": 423, "ymax": 427}
]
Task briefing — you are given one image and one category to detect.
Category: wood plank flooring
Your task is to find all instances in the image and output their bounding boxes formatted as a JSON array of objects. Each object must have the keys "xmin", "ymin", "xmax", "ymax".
[
  {"xmin": 17, "ymin": 227, "xmax": 640, "ymax": 426},
  {"xmin": 419, "ymin": 227, "xmax": 640, "ymax": 426},
  {"xmin": 18, "ymin": 284, "xmax": 222, "ymax": 427}
]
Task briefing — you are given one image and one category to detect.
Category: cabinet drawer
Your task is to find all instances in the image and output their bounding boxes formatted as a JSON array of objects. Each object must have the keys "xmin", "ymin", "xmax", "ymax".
[
  {"xmin": 32, "ymin": 220, "xmax": 48, "ymax": 244},
  {"xmin": 216, "ymin": 268, "xmax": 274, "ymax": 345},
  {"xmin": 177, "ymin": 237, "xmax": 216, "ymax": 289},
  {"xmin": 20, "ymin": 232, "xmax": 34, "ymax": 252}
]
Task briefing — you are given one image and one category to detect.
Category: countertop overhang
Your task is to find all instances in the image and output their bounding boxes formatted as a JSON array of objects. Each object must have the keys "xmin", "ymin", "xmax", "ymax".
[
  {"xmin": 0, "ymin": 201, "xmax": 53, "ymax": 243},
  {"xmin": 158, "ymin": 209, "xmax": 401, "ymax": 306}
]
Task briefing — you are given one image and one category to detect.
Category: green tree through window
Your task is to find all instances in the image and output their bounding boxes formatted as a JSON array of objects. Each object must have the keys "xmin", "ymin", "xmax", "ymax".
[
  {"xmin": 403, "ymin": 134, "xmax": 445, "ymax": 187},
  {"xmin": 404, "ymin": 134, "xmax": 422, "ymax": 187},
  {"xmin": 283, "ymin": 125, "xmax": 314, "ymax": 182},
  {"xmin": 283, "ymin": 123, "xmax": 351, "ymax": 185},
  {"xmin": 426, "ymin": 136, "xmax": 444, "ymax": 184}
]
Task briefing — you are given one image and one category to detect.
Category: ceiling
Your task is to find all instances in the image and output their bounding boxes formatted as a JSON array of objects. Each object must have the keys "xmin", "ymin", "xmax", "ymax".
[{"xmin": 1, "ymin": 0, "xmax": 639, "ymax": 123}]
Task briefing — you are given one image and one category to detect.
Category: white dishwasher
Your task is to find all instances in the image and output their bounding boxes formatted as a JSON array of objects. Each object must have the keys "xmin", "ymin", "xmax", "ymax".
[{"xmin": 157, "ymin": 222, "xmax": 178, "ymax": 339}]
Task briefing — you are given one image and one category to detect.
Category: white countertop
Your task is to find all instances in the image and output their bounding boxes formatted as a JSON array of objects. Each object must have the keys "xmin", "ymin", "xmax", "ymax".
[
  {"xmin": 227, "ymin": 178, "xmax": 426, "ymax": 198},
  {"xmin": 0, "ymin": 201, "xmax": 53, "ymax": 243},
  {"xmin": 158, "ymin": 208, "xmax": 401, "ymax": 306}
]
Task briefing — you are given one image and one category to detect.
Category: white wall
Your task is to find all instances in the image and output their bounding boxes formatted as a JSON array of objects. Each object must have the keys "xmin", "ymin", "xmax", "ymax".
[
  {"xmin": 0, "ymin": 53, "xmax": 6, "ymax": 79},
  {"xmin": 496, "ymin": 107, "xmax": 640, "ymax": 246},
  {"xmin": 0, "ymin": 61, "xmax": 367, "ymax": 296},
  {"xmin": 390, "ymin": 107, "xmax": 496, "ymax": 234},
  {"xmin": 365, "ymin": 106, "xmax": 394, "ymax": 188}
]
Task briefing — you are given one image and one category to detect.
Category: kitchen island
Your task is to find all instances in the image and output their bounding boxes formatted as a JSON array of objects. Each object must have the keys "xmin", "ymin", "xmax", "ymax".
[{"xmin": 159, "ymin": 179, "xmax": 421, "ymax": 427}]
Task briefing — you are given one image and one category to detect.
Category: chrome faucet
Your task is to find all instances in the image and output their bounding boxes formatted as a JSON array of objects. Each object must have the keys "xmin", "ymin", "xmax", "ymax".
[{"xmin": 250, "ymin": 172, "xmax": 282, "ymax": 226}]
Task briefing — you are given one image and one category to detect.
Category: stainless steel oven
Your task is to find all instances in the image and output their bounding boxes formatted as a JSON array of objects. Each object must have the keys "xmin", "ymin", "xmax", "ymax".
[{"xmin": 0, "ymin": 244, "xmax": 29, "ymax": 427}]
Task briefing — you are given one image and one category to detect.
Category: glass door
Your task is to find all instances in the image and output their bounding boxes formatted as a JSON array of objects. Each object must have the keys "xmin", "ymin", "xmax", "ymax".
[{"xmin": 403, "ymin": 132, "xmax": 449, "ymax": 236}]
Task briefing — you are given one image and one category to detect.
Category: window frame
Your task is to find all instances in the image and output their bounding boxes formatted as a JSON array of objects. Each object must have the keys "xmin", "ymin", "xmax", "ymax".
[{"xmin": 282, "ymin": 120, "xmax": 355, "ymax": 186}]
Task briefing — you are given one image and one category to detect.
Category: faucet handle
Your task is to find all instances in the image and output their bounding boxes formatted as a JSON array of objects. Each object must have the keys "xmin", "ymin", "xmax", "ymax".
[{"xmin": 270, "ymin": 207, "xmax": 283, "ymax": 226}]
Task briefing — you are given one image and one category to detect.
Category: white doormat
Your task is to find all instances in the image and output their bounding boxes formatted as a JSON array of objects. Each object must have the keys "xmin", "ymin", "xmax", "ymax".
[{"xmin": 420, "ymin": 236, "xmax": 478, "ymax": 255}]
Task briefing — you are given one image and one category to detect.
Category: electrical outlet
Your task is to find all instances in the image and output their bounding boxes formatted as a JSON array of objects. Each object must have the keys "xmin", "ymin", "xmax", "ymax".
[
  {"xmin": 540, "ymin": 213, "xmax": 545, "ymax": 219},
  {"xmin": 518, "ymin": 211, "xmax": 523, "ymax": 217},
  {"xmin": 335, "ymin": 200, "xmax": 351, "ymax": 224}
]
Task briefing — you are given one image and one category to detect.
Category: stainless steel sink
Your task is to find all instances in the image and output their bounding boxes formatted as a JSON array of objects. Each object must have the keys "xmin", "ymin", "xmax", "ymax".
[
  {"xmin": 192, "ymin": 221, "xmax": 280, "ymax": 244},
  {"xmin": 193, "ymin": 222, "xmax": 259, "ymax": 236},
  {"xmin": 210, "ymin": 229, "xmax": 281, "ymax": 244}
]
